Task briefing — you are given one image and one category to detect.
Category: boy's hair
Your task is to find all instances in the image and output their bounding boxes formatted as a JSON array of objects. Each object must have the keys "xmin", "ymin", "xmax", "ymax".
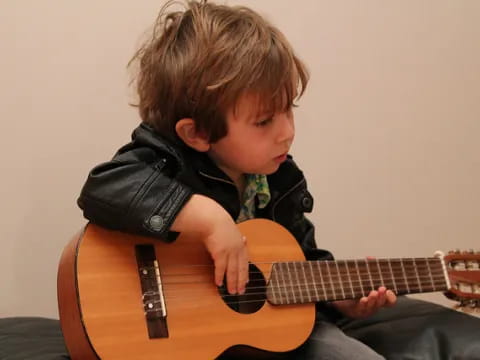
[{"xmin": 129, "ymin": 0, "xmax": 309, "ymax": 143}]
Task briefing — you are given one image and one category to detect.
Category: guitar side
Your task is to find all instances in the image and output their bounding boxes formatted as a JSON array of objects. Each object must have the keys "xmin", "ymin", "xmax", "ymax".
[{"xmin": 57, "ymin": 219, "xmax": 316, "ymax": 360}]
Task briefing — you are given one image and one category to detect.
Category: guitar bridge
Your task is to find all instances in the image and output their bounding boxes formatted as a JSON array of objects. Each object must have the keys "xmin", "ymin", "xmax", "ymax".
[{"xmin": 135, "ymin": 244, "xmax": 169, "ymax": 339}]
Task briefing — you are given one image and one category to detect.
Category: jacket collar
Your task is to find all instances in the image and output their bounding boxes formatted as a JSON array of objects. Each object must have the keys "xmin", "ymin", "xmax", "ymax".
[{"xmin": 132, "ymin": 123, "xmax": 304, "ymax": 191}]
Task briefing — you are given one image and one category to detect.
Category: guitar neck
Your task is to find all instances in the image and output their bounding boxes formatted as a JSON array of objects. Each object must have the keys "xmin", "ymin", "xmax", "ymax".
[{"xmin": 266, "ymin": 258, "xmax": 449, "ymax": 305}]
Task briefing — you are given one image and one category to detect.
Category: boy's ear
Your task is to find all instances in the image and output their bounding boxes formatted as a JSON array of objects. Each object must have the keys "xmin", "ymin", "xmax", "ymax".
[{"xmin": 175, "ymin": 118, "xmax": 210, "ymax": 152}]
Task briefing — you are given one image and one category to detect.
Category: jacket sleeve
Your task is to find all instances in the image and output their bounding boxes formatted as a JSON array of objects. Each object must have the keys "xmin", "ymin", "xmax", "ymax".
[{"xmin": 77, "ymin": 146, "xmax": 193, "ymax": 242}]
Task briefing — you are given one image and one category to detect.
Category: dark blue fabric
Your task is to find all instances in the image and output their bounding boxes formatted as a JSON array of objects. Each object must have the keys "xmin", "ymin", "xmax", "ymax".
[
  {"xmin": 2, "ymin": 298, "xmax": 480, "ymax": 359},
  {"xmin": 340, "ymin": 297, "xmax": 480, "ymax": 360},
  {"xmin": 0, "ymin": 317, "xmax": 68, "ymax": 360}
]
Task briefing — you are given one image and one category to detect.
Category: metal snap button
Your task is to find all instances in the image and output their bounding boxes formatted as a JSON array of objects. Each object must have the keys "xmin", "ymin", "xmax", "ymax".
[
  {"xmin": 149, "ymin": 215, "xmax": 164, "ymax": 231},
  {"xmin": 301, "ymin": 196, "xmax": 312, "ymax": 210}
]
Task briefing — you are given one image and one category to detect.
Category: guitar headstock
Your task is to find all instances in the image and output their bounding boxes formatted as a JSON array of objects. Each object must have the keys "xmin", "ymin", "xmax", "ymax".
[{"xmin": 443, "ymin": 250, "xmax": 480, "ymax": 312}]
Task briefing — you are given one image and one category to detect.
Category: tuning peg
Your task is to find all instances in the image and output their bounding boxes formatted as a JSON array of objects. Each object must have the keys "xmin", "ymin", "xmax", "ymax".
[
  {"xmin": 455, "ymin": 249, "xmax": 461, "ymax": 254},
  {"xmin": 469, "ymin": 249, "xmax": 475, "ymax": 254}
]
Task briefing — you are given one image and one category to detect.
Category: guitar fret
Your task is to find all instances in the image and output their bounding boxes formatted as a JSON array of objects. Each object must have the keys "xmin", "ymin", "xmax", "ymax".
[
  {"xmin": 366, "ymin": 260, "xmax": 375, "ymax": 291},
  {"xmin": 270, "ymin": 263, "xmax": 283, "ymax": 304},
  {"xmin": 400, "ymin": 259, "xmax": 410, "ymax": 293},
  {"xmin": 286, "ymin": 262, "xmax": 297, "ymax": 303},
  {"xmin": 354, "ymin": 259, "xmax": 365, "ymax": 296},
  {"xmin": 301, "ymin": 263, "xmax": 312, "ymax": 302},
  {"xmin": 280, "ymin": 262, "xmax": 291, "ymax": 303},
  {"xmin": 300, "ymin": 263, "xmax": 309, "ymax": 302},
  {"xmin": 357, "ymin": 260, "xmax": 371, "ymax": 294},
  {"xmin": 308, "ymin": 261, "xmax": 320, "ymax": 301},
  {"xmin": 325, "ymin": 262, "xmax": 337, "ymax": 300},
  {"xmin": 376, "ymin": 259, "xmax": 384, "ymax": 287},
  {"xmin": 292, "ymin": 262, "xmax": 303, "ymax": 303},
  {"xmin": 316, "ymin": 261, "xmax": 328, "ymax": 300},
  {"xmin": 343, "ymin": 261, "xmax": 355, "ymax": 299},
  {"xmin": 407, "ymin": 259, "xmax": 422, "ymax": 293},
  {"xmin": 431, "ymin": 258, "xmax": 447, "ymax": 290},
  {"xmin": 377, "ymin": 260, "xmax": 392, "ymax": 292},
  {"xmin": 417, "ymin": 259, "xmax": 431, "ymax": 293},
  {"xmin": 387, "ymin": 259, "xmax": 398, "ymax": 293},
  {"xmin": 404, "ymin": 259, "xmax": 420, "ymax": 293},
  {"xmin": 425, "ymin": 258, "xmax": 436, "ymax": 291},
  {"xmin": 335, "ymin": 261, "xmax": 346, "ymax": 299},
  {"xmin": 267, "ymin": 257, "xmax": 450, "ymax": 306},
  {"xmin": 390, "ymin": 260, "xmax": 408, "ymax": 294},
  {"xmin": 432, "ymin": 258, "xmax": 448, "ymax": 290},
  {"xmin": 414, "ymin": 260, "xmax": 422, "ymax": 292}
]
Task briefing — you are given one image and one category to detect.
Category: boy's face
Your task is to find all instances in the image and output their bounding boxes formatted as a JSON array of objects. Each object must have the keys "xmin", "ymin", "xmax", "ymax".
[{"xmin": 208, "ymin": 93, "xmax": 295, "ymax": 183}]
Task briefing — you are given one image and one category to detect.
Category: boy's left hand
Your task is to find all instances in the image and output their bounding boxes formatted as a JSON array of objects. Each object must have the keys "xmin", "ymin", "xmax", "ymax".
[{"xmin": 332, "ymin": 286, "xmax": 397, "ymax": 319}]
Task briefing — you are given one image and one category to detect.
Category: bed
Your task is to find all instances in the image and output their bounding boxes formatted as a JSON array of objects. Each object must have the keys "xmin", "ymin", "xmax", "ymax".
[{"xmin": 1, "ymin": 297, "xmax": 479, "ymax": 359}]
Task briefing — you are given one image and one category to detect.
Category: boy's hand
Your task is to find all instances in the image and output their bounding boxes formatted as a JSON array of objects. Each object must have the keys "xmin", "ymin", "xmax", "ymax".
[
  {"xmin": 332, "ymin": 286, "xmax": 397, "ymax": 319},
  {"xmin": 202, "ymin": 212, "xmax": 249, "ymax": 295},
  {"xmin": 171, "ymin": 194, "xmax": 249, "ymax": 295}
]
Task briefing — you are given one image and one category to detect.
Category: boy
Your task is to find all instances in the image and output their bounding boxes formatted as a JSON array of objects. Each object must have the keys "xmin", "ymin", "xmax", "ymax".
[{"xmin": 78, "ymin": 1, "xmax": 395, "ymax": 358}]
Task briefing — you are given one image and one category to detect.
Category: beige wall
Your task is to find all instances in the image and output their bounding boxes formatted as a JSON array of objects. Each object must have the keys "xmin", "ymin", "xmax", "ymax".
[{"xmin": 1, "ymin": 0, "xmax": 479, "ymax": 319}]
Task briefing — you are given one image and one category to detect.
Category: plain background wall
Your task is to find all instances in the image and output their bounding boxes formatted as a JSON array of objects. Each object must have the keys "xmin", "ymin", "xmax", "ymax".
[{"xmin": 1, "ymin": 0, "xmax": 479, "ymax": 319}]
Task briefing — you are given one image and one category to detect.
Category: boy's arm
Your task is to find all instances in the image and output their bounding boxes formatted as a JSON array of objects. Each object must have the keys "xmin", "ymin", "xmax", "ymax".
[
  {"xmin": 171, "ymin": 194, "xmax": 249, "ymax": 295},
  {"xmin": 78, "ymin": 146, "xmax": 248, "ymax": 294},
  {"xmin": 77, "ymin": 147, "xmax": 192, "ymax": 242}
]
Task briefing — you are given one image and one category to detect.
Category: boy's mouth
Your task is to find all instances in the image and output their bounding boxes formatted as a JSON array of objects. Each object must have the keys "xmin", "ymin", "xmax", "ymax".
[{"xmin": 274, "ymin": 153, "xmax": 288, "ymax": 162}]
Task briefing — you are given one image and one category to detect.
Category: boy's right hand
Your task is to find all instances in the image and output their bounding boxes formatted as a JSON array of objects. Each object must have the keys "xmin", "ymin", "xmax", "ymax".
[
  {"xmin": 170, "ymin": 194, "xmax": 249, "ymax": 295},
  {"xmin": 202, "ymin": 212, "xmax": 249, "ymax": 295}
]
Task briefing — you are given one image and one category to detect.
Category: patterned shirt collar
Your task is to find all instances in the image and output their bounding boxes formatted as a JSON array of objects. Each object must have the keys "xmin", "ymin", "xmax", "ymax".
[{"xmin": 236, "ymin": 174, "xmax": 271, "ymax": 223}]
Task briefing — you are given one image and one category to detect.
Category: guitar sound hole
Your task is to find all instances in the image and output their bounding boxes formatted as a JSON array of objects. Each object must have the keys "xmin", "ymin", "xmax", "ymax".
[{"xmin": 218, "ymin": 263, "xmax": 266, "ymax": 314}]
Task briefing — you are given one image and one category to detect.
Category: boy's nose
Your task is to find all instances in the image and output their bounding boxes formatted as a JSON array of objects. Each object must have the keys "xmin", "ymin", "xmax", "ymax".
[{"xmin": 276, "ymin": 113, "xmax": 295, "ymax": 143}]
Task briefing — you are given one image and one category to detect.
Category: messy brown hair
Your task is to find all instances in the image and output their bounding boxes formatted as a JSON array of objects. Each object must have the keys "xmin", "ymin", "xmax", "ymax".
[{"xmin": 128, "ymin": 0, "xmax": 309, "ymax": 143}]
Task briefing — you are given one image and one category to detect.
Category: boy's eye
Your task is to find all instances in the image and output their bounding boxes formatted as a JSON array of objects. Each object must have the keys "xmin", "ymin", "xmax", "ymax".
[{"xmin": 255, "ymin": 118, "xmax": 273, "ymax": 127}]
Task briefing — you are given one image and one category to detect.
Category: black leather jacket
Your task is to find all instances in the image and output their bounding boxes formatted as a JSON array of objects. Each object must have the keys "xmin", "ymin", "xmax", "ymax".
[{"xmin": 78, "ymin": 123, "xmax": 333, "ymax": 262}]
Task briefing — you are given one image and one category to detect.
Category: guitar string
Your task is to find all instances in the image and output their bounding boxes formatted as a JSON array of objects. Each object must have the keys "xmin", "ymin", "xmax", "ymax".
[
  {"xmin": 134, "ymin": 259, "xmax": 470, "ymax": 307},
  {"xmin": 136, "ymin": 260, "xmax": 453, "ymax": 302},
  {"xmin": 167, "ymin": 277, "xmax": 449, "ymax": 292},
  {"xmin": 142, "ymin": 277, "xmax": 451, "ymax": 300},
  {"xmin": 140, "ymin": 272, "xmax": 455, "ymax": 307},
  {"xmin": 140, "ymin": 261, "xmax": 447, "ymax": 274},
  {"xmin": 153, "ymin": 272, "xmax": 449, "ymax": 286},
  {"xmin": 155, "ymin": 277, "xmax": 474, "ymax": 308},
  {"xmin": 142, "ymin": 274, "xmax": 449, "ymax": 293},
  {"xmin": 156, "ymin": 276, "xmax": 464, "ymax": 307},
  {"xmin": 142, "ymin": 280, "xmax": 454, "ymax": 308},
  {"xmin": 140, "ymin": 268, "xmax": 449, "ymax": 284},
  {"xmin": 140, "ymin": 266, "xmax": 449, "ymax": 283},
  {"xmin": 159, "ymin": 283, "xmax": 451, "ymax": 304},
  {"xmin": 140, "ymin": 258, "xmax": 445, "ymax": 268},
  {"xmin": 136, "ymin": 259, "xmax": 469, "ymax": 281},
  {"xmin": 148, "ymin": 261, "xmax": 447, "ymax": 270}
]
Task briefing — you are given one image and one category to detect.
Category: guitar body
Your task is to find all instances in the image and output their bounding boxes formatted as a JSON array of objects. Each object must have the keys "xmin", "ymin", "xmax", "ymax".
[{"xmin": 57, "ymin": 219, "xmax": 315, "ymax": 360}]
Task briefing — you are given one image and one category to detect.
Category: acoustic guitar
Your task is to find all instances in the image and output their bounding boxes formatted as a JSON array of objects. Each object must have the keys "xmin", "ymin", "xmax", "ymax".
[{"xmin": 57, "ymin": 218, "xmax": 480, "ymax": 359}]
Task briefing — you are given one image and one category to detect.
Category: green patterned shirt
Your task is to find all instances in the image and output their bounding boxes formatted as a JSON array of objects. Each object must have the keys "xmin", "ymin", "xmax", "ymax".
[{"xmin": 236, "ymin": 174, "xmax": 271, "ymax": 223}]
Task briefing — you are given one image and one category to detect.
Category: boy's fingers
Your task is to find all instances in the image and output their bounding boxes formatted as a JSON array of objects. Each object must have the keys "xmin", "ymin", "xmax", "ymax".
[
  {"xmin": 226, "ymin": 254, "xmax": 238, "ymax": 294},
  {"xmin": 385, "ymin": 290, "xmax": 397, "ymax": 306},
  {"xmin": 237, "ymin": 248, "xmax": 249, "ymax": 294},
  {"xmin": 358, "ymin": 297, "xmax": 369, "ymax": 314},
  {"xmin": 365, "ymin": 291, "xmax": 378, "ymax": 313},
  {"xmin": 375, "ymin": 287, "xmax": 387, "ymax": 308},
  {"xmin": 214, "ymin": 254, "xmax": 227, "ymax": 287}
]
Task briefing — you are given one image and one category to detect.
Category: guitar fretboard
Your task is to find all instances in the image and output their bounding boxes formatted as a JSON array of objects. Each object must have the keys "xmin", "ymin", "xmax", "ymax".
[{"xmin": 266, "ymin": 258, "xmax": 448, "ymax": 305}]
